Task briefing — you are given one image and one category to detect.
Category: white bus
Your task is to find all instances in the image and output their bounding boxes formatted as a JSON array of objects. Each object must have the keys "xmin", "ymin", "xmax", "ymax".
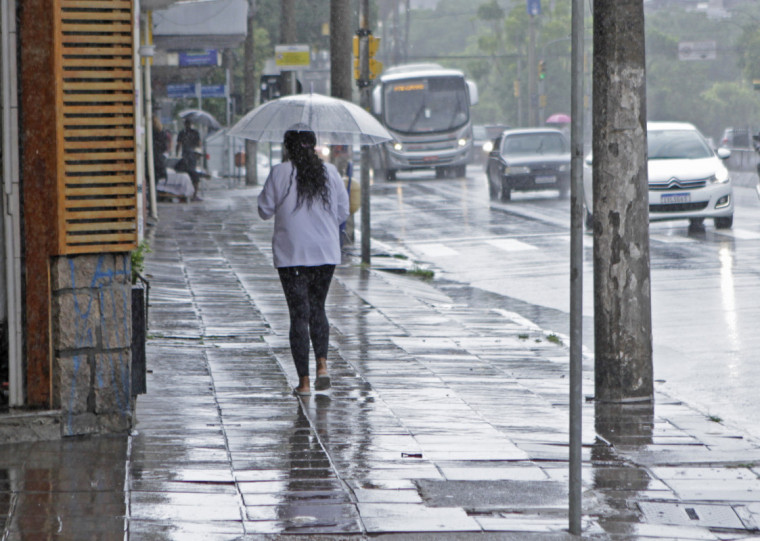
[{"xmin": 370, "ymin": 64, "xmax": 478, "ymax": 180}]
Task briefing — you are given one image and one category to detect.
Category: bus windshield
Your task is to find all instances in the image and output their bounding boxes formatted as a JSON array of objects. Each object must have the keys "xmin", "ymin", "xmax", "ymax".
[{"xmin": 382, "ymin": 76, "xmax": 469, "ymax": 134}]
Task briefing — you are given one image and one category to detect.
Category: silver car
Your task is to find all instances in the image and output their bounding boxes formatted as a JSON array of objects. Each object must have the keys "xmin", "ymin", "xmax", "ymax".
[{"xmin": 583, "ymin": 122, "xmax": 734, "ymax": 230}]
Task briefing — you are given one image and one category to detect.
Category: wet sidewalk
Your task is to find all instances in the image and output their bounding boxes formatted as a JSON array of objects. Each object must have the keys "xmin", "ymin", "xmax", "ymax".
[{"xmin": 4, "ymin": 180, "xmax": 760, "ymax": 539}]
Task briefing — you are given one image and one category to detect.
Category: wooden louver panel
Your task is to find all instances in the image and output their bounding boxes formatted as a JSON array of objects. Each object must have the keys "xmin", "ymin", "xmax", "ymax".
[{"xmin": 58, "ymin": 0, "xmax": 137, "ymax": 254}]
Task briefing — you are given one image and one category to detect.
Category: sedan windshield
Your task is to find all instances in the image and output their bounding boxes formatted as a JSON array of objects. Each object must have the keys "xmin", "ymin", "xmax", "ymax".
[
  {"xmin": 383, "ymin": 76, "xmax": 469, "ymax": 133},
  {"xmin": 648, "ymin": 130, "xmax": 713, "ymax": 160},
  {"xmin": 501, "ymin": 133, "xmax": 567, "ymax": 156}
]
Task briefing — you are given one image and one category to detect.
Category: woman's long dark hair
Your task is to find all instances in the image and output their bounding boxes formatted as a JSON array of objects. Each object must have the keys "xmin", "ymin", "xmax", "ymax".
[{"xmin": 283, "ymin": 129, "xmax": 330, "ymax": 211}]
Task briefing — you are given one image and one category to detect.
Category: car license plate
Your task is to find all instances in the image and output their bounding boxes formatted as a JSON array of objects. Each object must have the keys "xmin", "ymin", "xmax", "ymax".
[
  {"xmin": 535, "ymin": 175, "xmax": 556, "ymax": 184},
  {"xmin": 661, "ymin": 193, "xmax": 691, "ymax": 204}
]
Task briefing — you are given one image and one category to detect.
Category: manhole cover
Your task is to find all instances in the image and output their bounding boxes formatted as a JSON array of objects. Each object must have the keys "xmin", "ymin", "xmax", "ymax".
[{"xmin": 639, "ymin": 502, "xmax": 744, "ymax": 529}]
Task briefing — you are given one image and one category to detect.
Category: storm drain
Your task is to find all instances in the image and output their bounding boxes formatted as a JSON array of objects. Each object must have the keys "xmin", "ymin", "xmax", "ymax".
[{"xmin": 638, "ymin": 502, "xmax": 745, "ymax": 530}]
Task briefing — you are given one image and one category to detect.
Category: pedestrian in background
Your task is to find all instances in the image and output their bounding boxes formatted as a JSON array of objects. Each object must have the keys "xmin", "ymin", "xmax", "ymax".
[
  {"xmin": 175, "ymin": 118, "xmax": 203, "ymax": 201},
  {"xmin": 257, "ymin": 127, "xmax": 349, "ymax": 396}
]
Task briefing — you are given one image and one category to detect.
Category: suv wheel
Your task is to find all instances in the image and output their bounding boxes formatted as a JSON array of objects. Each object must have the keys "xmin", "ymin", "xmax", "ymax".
[{"xmin": 714, "ymin": 215, "xmax": 733, "ymax": 229}]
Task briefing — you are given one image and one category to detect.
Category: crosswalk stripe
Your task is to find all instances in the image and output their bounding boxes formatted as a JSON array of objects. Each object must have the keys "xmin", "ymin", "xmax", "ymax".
[{"xmin": 486, "ymin": 238, "xmax": 538, "ymax": 252}]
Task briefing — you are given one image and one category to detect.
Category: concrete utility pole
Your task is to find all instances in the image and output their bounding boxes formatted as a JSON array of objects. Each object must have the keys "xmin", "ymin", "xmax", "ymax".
[
  {"xmin": 528, "ymin": 14, "xmax": 537, "ymax": 126},
  {"xmin": 358, "ymin": 0, "xmax": 371, "ymax": 264},
  {"xmin": 331, "ymin": 0, "xmax": 354, "ymax": 242},
  {"xmin": 330, "ymin": 0, "xmax": 352, "ymax": 101},
  {"xmin": 244, "ymin": 0, "xmax": 258, "ymax": 186},
  {"xmin": 592, "ymin": 0, "xmax": 653, "ymax": 403},
  {"xmin": 280, "ymin": 0, "xmax": 296, "ymax": 95}
]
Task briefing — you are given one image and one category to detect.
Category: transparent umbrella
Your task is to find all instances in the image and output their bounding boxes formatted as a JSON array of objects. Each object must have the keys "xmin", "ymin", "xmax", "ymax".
[
  {"xmin": 228, "ymin": 93, "xmax": 392, "ymax": 145},
  {"xmin": 179, "ymin": 109, "xmax": 222, "ymax": 131}
]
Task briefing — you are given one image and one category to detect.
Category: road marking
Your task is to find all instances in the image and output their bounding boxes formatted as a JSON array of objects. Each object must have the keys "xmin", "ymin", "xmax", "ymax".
[
  {"xmin": 486, "ymin": 238, "xmax": 538, "ymax": 252},
  {"xmin": 415, "ymin": 243, "xmax": 460, "ymax": 257}
]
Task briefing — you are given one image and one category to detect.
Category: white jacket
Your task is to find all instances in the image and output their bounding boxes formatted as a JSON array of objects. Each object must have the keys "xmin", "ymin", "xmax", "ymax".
[{"xmin": 258, "ymin": 161, "xmax": 350, "ymax": 268}]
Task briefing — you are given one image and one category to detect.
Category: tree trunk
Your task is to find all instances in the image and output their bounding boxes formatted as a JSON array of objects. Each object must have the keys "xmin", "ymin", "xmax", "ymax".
[{"xmin": 592, "ymin": 0, "xmax": 653, "ymax": 403}]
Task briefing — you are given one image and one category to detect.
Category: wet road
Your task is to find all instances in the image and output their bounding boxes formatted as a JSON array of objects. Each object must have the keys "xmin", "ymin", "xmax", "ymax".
[{"xmin": 367, "ymin": 165, "xmax": 760, "ymax": 439}]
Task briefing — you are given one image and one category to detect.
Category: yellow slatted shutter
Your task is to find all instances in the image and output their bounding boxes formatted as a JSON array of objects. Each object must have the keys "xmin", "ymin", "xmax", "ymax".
[{"xmin": 58, "ymin": 0, "xmax": 137, "ymax": 254}]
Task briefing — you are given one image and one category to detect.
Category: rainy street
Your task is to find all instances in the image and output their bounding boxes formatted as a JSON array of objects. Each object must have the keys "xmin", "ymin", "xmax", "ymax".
[
  {"xmin": 5, "ymin": 175, "xmax": 760, "ymax": 538},
  {"xmin": 368, "ymin": 163, "xmax": 760, "ymax": 440}
]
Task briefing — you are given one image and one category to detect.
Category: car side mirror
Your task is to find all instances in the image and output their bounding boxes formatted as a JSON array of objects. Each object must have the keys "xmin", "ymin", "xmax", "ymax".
[{"xmin": 716, "ymin": 147, "xmax": 731, "ymax": 160}]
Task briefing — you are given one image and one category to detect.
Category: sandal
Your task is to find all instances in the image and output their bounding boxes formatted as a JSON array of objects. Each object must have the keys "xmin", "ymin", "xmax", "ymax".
[
  {"xmin": 315, "ymin": 375, "xmax": 331, "ymax": 391},
  {"xmin": 315, "ymin": 359, "xmax": 330, "ymax": 391}
]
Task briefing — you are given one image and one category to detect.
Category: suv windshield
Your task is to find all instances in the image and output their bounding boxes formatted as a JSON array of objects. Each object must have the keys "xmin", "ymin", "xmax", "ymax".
[
  {"xmin": 383, "ymin": 76, "xmax": 468, "ymax": 133},
  {"xmin": 648, "ymin": 129, "xmax": 712, "ymax": 160},
  {"xmin": 501, "ymin": 132, "xmax": 567, "ymax": 156}
]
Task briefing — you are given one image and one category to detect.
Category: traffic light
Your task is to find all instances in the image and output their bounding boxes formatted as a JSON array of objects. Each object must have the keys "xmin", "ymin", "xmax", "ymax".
[
  {"xmin": 368, "ymin": 35, "xmax": 382, "ymax": 79},
  {"xmin": 353, "ymin": 35, "xmax": 360, "ymax": 80},
  {"xmin": 538, "ymin": 60, "xmax": 545, "ymax": 80}
]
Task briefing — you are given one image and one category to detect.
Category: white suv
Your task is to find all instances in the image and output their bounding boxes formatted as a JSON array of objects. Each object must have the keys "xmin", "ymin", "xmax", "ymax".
[{"xmin": 583, "ymin": 122, "xmax": 734, "ymax": 230}]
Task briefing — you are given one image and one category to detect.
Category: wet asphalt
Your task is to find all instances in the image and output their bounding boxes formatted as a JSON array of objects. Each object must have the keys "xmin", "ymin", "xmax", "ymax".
[{"xmin": 3, "ymin": 178, "xmax": 760, "ymax": 540}]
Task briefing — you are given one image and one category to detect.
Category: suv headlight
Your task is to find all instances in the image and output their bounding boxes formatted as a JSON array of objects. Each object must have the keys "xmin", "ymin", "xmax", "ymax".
[
  {"xmin": 393, "ymin": 142, "xmax": 403, "ymax": 152},
  {"xmin": 505, "ymin": 166, "xmax": 531, "ymax": 175},
  {"xmin": 708, "ymin": 171, "xmax": 729, "ymax": 184}
]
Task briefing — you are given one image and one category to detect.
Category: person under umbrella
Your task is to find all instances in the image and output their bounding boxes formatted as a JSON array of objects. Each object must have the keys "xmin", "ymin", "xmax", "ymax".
[
  {"xmin": 175, "ymin": 118, "xmax": 203, "ymax": 201},
  {"xmin": 257, "ymin": 126, "xmax": 349, "ymax": 396}
]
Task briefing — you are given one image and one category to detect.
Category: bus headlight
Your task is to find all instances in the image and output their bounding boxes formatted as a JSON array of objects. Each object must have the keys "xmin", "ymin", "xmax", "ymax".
[
  {"xmin": 458, "ymin": 138, "xmax": 467, "ymax": 147},
  {"xmin": 393, "ymin": 142, "xmax": 403, "ymax": 151}
]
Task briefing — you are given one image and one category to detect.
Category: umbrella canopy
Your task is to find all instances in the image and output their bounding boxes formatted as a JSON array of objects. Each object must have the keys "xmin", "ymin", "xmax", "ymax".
[
  {"xmin": 546, "ymin": 113, "xmax": 571, "ymax": 124},
  {"xmin": 179, "ymin": 109, "xmax": 222, "ymax": 131},
  {"xmin": 228, "ymin": 93, "xmax": 392, "ymax": 145}
]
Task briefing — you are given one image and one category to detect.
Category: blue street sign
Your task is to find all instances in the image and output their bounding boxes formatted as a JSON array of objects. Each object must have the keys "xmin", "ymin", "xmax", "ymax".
[
  {"xmin": 179, "ymin": 50, "xmax": 218, "ymax": 67},
  {"xmin": 201, "ymin": 84, "xmax": 226, "ymax": 98},
  {"xmin": 167, "ymin": 83, "xmax": 196, "ymax": 99},
  {"xmin": 527, "ymin": 0, "xmax": 541, "ymax": 15},
  {"xmin": 166, "ymin": 83, "xmax": 227, "ymax": 99}
]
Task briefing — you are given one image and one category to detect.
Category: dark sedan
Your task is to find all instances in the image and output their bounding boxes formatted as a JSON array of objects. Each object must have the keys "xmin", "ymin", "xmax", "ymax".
[{"xmin": 486, "ymin": 128, "xmax": 570, "ymax": 201}]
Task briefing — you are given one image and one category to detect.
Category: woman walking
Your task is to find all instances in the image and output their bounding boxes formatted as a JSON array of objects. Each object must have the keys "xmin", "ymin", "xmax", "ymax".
[{"xmin": 258, "ymin": 127, "xmax": 350, "ymax": 396}]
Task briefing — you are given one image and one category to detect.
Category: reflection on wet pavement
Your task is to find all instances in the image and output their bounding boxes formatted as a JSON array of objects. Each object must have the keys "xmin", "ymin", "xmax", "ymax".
[
  {"xmin": 127, "ymin": 190, "xmax": 760, "ymax": 538},
  {"xmin": 0, "ymin": 436, "xmax": 128, "ymax": 539},
  {"xmin": 120, "ymin": 193, "xmax": 589, "ymax": 537}
]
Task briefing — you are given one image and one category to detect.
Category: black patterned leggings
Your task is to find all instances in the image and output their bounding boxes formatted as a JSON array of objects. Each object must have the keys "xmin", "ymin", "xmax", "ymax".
[{"xmin": 277, "ymin": 265, "xmax": 336, "ymax": 378}]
